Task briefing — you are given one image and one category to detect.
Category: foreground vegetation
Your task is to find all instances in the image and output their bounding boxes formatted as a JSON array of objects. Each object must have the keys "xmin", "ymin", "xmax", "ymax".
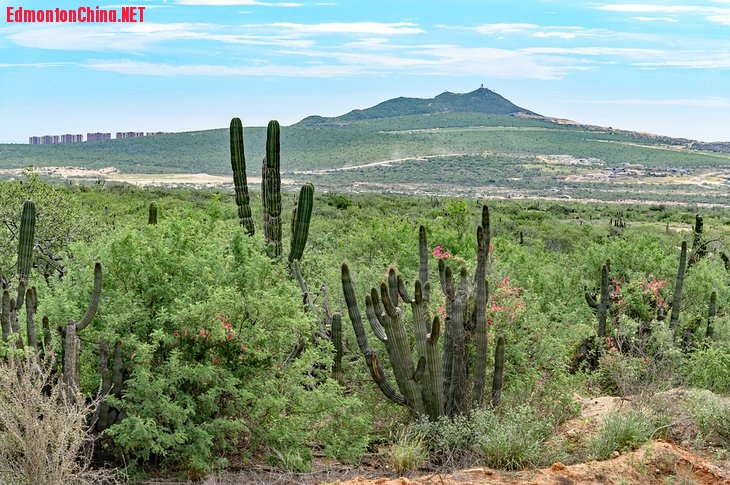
[{"xmin": 0, "ymin": 161, "xmax": 728, "ymax": 481}]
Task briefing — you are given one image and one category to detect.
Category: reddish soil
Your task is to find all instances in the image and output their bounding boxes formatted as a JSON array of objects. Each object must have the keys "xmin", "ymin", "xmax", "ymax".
[{"xmin": 333, "ymin": 440, "xmax": 729, "ymax": 485}]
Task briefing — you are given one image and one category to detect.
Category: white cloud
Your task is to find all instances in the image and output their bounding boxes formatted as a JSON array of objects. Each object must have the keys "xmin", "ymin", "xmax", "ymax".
[
  {"xmin": 605, "ymin": 97, "xmax": 730, "ymax": 107},
  {"xmin": 707, "ymin": 13, "xmax": 730, "ymax": 24},
  {"xmin": 84, "ymin": 59, "xmax": 358, "ymax": 76},
  {"xmin": 595, "ymin": 4, "xmax": 708, "ymax": 14},
  {"xmin": 594, "ymin": 3, "xmax": 730, "ymax": 25},
  {"xmin": 631, "ymin": 16, "xmax": 678, "ymax": 22},
  {"xmin": 81, "ymin": 41, "xmax": 577, "ymax": 80},
  {"xmin": 522, "ymin": 46, "xmax": 662, "ymax": 59},
  {"xmin": 174, "ymin": 0, "xmax": 302, "ymax": 6},
  {"xmin": 6, "ymin": 23, "xmax": 315, "ymax": 51},
  {"xmin": 269, "ymin": 22, "xmax": 424, "ymax": 35},
  {"xmin": 473, "ymin": 23, "xmax": 539, "ymax": 35},
  {"xmin": 0, "ymin": 62, "xmax": 73, "ymax": 68}
]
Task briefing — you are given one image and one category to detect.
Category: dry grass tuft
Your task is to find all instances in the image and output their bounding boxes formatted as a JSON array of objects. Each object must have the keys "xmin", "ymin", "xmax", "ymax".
[{"xmin": 0, "ymin": 354, "xmax": 117, "ymax": 484}]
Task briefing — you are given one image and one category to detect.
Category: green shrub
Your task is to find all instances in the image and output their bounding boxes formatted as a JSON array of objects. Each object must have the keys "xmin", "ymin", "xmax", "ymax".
[
  {"xmin": 44, "ymin": 211, "xmax": 370, "ymax": 478},
  {"xmin": 381, "ymin": 427, "xmax": 429, "ymax": 474},
  {"xmin": 411, "ymin": 405, "xmax": 556, "ymax": 470},
  {"xmin": 589, "ymin": 410, "xmax": 654, "ymax": 460},
  {"xmin": 681, "ymin": 341, "xmax": 730, "ymax": 394}
]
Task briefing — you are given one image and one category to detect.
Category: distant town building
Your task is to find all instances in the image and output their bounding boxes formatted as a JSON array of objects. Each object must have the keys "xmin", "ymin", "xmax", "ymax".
[
  {"xmin": 29, "ymin": 130, "xmax": 164, "ymax": 144},
  {"xmin": 87, "ymin": 132, "xmax": 111, "ymax": 142},
  {"xmin": 116, "ymin": 131, "xmax": 145, "ymax": 139},
  {"xmin": 60, "ymin": 134, "xmax": 83, "ymax": 143}
]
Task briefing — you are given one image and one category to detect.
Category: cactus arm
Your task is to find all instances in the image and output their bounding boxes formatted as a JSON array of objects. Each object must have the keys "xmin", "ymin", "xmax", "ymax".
[
  {"xmin": 669, "ymin": 241, "xmax": 687, "ymax": 338},
  {"xmin": 365, "ymin": 294, "xmax": 388, "ymax": 342},
  {"xmin": 41, "ymin": 315, "xmax": 52, "ymax": 352},
  {"xmin": 447, "ymin": 267, "xmax": 470, "ymax": 416},
  {"xmin": 292, "ymin": 259, "xmax": 317, "ymax": 316},
  {"xmin": 377, "ymin": 282, "xmax": 425, "ymax": 415},
  {"xmin": 341, "ymin": 263, "xmax": 405, "ymax": 405},
  {"xmin": 288, "ymin": 183, "xmax": 314, "ymax": 264},
  {"xmin": 63, "ymin": 319, "xmax": 79, "ymax": 388},
  {"xmin": 367, "ymin": 350, "xmax": 406, "ymax": 405},
  {"xmin": 262, "ymin": 120, "xmax": 282, "ymax": 258},
  {"xmin": 76, "ymin": 262, "xmax": 103, "ymax": 331},
  {"xmin": 706, "ymin": 291, "xmax": 717, "ymax": 339},
  {"xmin": 387, "ymin": 268, "xmax": 399, "ymax": 309},
  {"xmin": 418, "ymin": 226, "xmax": 429, "ymax": 301},
  {"xmin": 1, "ymin": 290, "xmax": 10, "ymax": 341},
  {"xmin": 341, "ymin": 263, "xmax": 369, "ymax": 354},
  {"xmin": 411, "ymin": 279, "xmax": 444, "ymax": 419},
  {"xmin": 584, "ymin": 287, "xmax": 598, "ymax": 309},
  {"xmin": 25, "ymin": 286, "xmax": 38, "ymax": 352},
  {"xmin": 148, "ymin": 202, "xmax": 158, "ymax": 225},
  {"xmin": 397, "ymin": 275, "xmax": 414, "ymax": 304},
  {"xmin": 597, "ymin": 263, "xmax": 610, "ymax": 338},
  {"xmin": 17, "ymin": 200, "xmax": 36, "ymax": 285},
  {"xmin": 331, "ymin": 312, "xmax": 344, "ymax": 384},
  {"xmin": 490, "ymin": 335, "xmax": 505, "ymax": 407},
  {"xmin": 440, "ymin": 264, "xmax": 454, "ymax": 411},
  {"xmin": 230, "ymin": 117, "xmax": 255, "ymax": 236},
  {"xmin": 472, "ymin": 224, "xmax": 490, "ymax": 407},
  {"xmin": 688, "ymin": 214, "xmax": 706, "ymax": 267}
]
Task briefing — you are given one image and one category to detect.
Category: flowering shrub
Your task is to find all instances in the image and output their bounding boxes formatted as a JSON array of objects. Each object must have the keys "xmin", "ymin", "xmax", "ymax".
[
  {"xmin": 488, "ymin": 277, "xmax": 525, "ymax": 327},
  {"xmin": 432, "ymin": 245, "xmax": 451, "ymax": 259},
  {"xmin": 615, "ymin": 275, "xmax": 669, "ymax": 325}
]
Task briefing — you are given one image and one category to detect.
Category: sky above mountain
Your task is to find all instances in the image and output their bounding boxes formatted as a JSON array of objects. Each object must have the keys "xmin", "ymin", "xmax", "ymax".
[{"xmin": 1, "ymin": 1, "xmax": 729, "ymax": 143}]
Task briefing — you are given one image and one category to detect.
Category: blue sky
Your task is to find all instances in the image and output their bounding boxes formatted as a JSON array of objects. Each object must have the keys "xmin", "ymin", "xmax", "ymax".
[{"xmin": 1, "ymin": 0, "xmax": 729, "ymax": 143}]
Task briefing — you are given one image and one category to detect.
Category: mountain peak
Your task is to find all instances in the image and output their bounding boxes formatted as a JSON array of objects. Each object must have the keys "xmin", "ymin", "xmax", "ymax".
[{"xmin": 297, "ymin": 86, "xmax": 538, "ymax": 125}]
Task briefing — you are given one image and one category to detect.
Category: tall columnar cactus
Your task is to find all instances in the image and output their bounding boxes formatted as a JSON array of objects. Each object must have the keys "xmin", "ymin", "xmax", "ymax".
[
  {"xmin": 669, "ymin": 241, "xmax": 687, "ymax": 339},
  {"xmin": 584, "ymin": 260, "xmax": 611, "ymax": 338},
  {"xmin": 230, "ymin": 117, "xmax": 255, "ymax": 236},
  {"xmin": 331, "ymin": 312, "xmax": 344, "ymax": 384},
  {"xmin": 1, "ymin": 200, "xmax": 34, "ymax": 346},
  {"xmin": 688, "ymin": 214, "xmax": 706, "ymax": 268},
  {"xmin": 491, "ymin": 335, "xmax": 505, "ymax": 407},
  {"xmin": 17, "ymin": 199, "xmax": 36, "ymax": 285},
  {"xmin": 706, "ymin": 291, "xmax": 717, "ymax": 339},
  {"xmin": 62, "ymin": 262, "xmax": 103, "ymax": 392},
  {"xmin": 341, "ymin": 206, "xmax": 496, "ymax": 419},
  {"xmin": 288, "ymin": 183, "xmax": 314, "ymax": 264},
  {"xmin": 262, "ymin": 121, "xmax": 283, "ymax": 258},
  {"xmin": 148, "ymin": 201, "xmax": 158, "ymax": 225}
]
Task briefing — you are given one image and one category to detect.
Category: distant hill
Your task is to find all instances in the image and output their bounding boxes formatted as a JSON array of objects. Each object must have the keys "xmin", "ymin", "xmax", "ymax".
[{"xmin": 297, "ymin": 87, "xmax": 538, "ymax": 125}]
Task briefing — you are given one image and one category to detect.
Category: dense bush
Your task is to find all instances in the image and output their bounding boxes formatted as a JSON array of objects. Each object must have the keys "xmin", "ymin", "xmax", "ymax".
[{"xmin": 1, "ymin": 180, "xmax": 727, "ymax": 479}]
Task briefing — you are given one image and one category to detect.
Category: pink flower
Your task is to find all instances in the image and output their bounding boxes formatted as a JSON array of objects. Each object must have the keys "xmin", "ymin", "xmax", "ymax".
[
  {"xmin": 432, "ymin": 246, "xmax": 452, "ymax": 259},
  {"xmin": 198, "ymin": 329, "xmax": 207, "ymax": 338}
]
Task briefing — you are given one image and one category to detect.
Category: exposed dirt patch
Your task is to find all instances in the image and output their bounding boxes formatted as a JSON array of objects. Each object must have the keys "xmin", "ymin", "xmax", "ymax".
[{"xmin": 339, "ymin": 441, "xmax": 729, "ymax": 484}]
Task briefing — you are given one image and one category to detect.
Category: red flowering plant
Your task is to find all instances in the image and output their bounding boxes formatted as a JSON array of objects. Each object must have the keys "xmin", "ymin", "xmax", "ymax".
[
  {"xmin": 171, "ymin": 312, "xmax": 273, "ymax": 371},
  {"xmin": 615, "ymin": 274, "xmax": 669, "ymax": 325},
  {"xmin": 488, "ymin": 276, "xmax": 525, "ymax": 328}
]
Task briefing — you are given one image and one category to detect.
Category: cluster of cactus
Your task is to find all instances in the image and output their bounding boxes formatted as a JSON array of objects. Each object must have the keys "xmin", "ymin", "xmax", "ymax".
[
  {"xmin": 229, "ymin": 118, "xmax": 313, "ymax": 264},
  {"xmin": 1, "ymin": 200, "xmax": 102, "ymax": 399},
  {"xmin": 340, "ymin": 205, "xmax": 505, "ymax": 419}
]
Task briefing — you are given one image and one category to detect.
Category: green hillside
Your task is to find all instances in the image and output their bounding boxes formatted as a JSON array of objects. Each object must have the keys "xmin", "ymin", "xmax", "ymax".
[
  {"xmin": 297, "ymin": 87, "xmax": 536, "ymax": 124},
  {"xmin": 1, "ymin": 88, "xmax": 728, "ymax": 204}
]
